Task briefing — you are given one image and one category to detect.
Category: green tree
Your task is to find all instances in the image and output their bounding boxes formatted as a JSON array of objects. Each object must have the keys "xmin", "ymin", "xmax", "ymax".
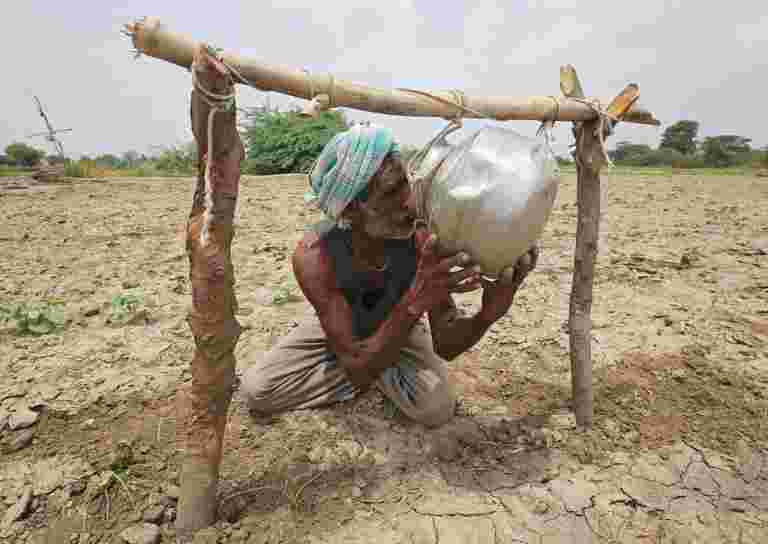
[
  {"xmin": 701, "ymin": 135, "xmax": 754, "ymax": 167},
  {"xmin": 4, "ymin": 142, "xmax": 45, "ymax": 167},
  {"xmin": 701, "ymin": 137, "xmax": 734, "ymax": 167},
  {"xmin": 709, "ymin": 135, "xmax": 752, "ymax": 154},
  {"xmin": 659, "ymin": 120, "xmax": 699, "ymax": 155},
  {"xmin": 154, "ymin": 143, "xmax": 197, "ymax": 174},
  {"xmin": 122, "ymin": 150, "xmax": 141, "ymax": 168},
  {"xmin": 242, "ymin": 109, "xmax": 348, "ymax": 175},
  {"xmin": 608, "ymin": 141, "xmax": 654, "ymax": 163}
]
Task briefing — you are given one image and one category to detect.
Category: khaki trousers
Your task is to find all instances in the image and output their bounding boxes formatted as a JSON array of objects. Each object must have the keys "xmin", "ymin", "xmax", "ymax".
[{"xmin": 241, "ymin": 313, "xmax": 455, "ymax": 427}]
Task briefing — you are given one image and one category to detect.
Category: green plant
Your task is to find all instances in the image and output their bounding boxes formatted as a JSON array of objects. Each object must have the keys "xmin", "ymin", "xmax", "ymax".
[
  {"xmin": 4, "ymin": 142, "xmax": 45, "ymax": 167},
  {"xmin": 242, "ymin": 109, "xmax": 348, "ymax": 175},
  {"xmin": 0, "ymin": 165, "xmax": 31, "ymax": 177},
  {"xmin": 271, "ymin": 287, "xmax": 296, "ymax": 305},
  {"xmin": 108, "ymin": 289, "xmax": 145, "ymax": 324},
  {"xmin": 0, "ymin": 302, "xmax": 66, "ymax": 335}
]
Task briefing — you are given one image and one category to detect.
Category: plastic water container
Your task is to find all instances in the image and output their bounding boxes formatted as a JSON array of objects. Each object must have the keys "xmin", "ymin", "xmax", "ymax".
[{"xmin": 413, "ymin": 125, "xmax": 560, "ymax": 278}]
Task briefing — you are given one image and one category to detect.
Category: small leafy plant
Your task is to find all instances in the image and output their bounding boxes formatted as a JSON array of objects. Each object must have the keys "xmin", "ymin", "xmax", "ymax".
[
  {"xmin": 107, "ymin": 289, "xmax": 145, "ymax": 325},
  {"xmin": 271, "ymin": 287, "xmax": 295, "ymax": 306},
  {"xmin": 0, "ymin": 302, "xmax": 67, "ymax": 335}
]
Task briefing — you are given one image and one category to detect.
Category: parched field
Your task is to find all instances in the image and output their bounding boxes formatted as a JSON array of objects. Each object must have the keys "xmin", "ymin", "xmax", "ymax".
[{"xmin": 1, "ymin": 172, "xmax": 767, "ymax": 543}]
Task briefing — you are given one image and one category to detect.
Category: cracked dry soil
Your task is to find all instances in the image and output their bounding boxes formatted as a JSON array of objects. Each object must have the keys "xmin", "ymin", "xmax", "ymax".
[{"xmin": 1, "ymin": 172, "xmax": 767, "ymax": 543}]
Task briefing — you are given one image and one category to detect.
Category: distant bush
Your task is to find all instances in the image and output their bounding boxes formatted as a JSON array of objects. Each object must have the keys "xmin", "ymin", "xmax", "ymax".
[
  {"xmin": 0, "ymin": 165, "xmax": 32, "ymax": 177},
  {"xmin": 242, "ymin": 109, "xmax": 348, "ymax": 175},
  {"xmin": 64, "ymin": 159, "xmax": 100, "ymax": 178}
]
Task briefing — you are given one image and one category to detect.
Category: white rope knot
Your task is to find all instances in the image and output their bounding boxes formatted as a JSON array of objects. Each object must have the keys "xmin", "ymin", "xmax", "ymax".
[
  {"xmin": 570, "ymin": 97, "xmax": 617, "ymax": 168},
  {"xmin": 536, "ymin": 96, "xmax": 561, "ymax": 149},
  {"xmin": 191, "ymin": 48, "xmax": 237, "ymax": 248},
  {"xmin": 300, "ymin": 69, "xmax": 335, "ymax": 117}
]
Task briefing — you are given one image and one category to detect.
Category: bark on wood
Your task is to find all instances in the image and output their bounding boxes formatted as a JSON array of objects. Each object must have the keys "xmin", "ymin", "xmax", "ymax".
[
  {"xmin": 568, "ymin": 119, "xmax": 604, "ymax": 427},
  {"xmin": 175, "ymin": 46, "xmax": 244, "ymax": 541},
  {"xmin": 125, "ymin": 17, "xmax": 659, "ymax": 126}
]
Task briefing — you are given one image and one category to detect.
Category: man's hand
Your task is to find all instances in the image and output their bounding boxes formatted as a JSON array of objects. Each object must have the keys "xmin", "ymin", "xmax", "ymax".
[
  {"xmin": 406, "ymin": 229, "xmax": 483, "ymax": 316},
  {"xmin": 478, "ymin": 245, "xmax": 539, "ymax": 323}
]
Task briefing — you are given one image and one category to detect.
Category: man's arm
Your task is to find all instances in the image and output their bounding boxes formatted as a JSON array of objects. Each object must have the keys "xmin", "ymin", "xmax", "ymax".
[
  {"xmin": 428, "ymin": 246, "xmax": 539, "ymax": 361},
  {"xmin": 293, "ymin": 231, "xmax": 481, "ymax": 388},
  {"xmin": 428, "ymin": 296, "xmax": 495, "ymax": 361}
]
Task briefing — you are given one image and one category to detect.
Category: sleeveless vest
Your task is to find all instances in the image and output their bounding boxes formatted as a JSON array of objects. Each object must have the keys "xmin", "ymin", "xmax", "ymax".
[{"xmin": 324, "ymin": 226, "xmax": 418, "ymax": 339}]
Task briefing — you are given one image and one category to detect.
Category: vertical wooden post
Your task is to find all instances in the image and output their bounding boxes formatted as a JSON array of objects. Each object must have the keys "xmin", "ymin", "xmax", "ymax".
[
  {"xmin": 176, "ymin": 46, "xmax": 244, "ymax": 541},
  {"xmin": 561, "ymin": 66, "xmax": 641, "ymax": 428},
  {"xmin": 569, "ymin": 120, "xmax": 605, "ymax": 427}
]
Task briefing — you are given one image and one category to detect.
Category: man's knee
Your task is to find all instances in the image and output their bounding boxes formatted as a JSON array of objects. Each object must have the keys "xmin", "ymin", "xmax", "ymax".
[
  {"xmin": 240, "ymin": 365, "xmax": 280, "ymax": 415},
  {"xmin": 394, "ymin": 371, "xmax": 455, "ymax": 428},
  {"xmin": 414, "ymin": 388, "xmax": 456, "ymax": 428}
]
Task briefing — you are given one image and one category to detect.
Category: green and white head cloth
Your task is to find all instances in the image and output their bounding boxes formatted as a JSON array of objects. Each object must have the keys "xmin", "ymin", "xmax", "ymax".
[{"xmin": 306, "ymin": 124, "xmax": 400, "ymax": 228}]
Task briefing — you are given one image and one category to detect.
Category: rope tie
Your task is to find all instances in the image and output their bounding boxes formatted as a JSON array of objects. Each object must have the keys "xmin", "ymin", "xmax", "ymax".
[
  {"xmin": 300, "ymin": 69, "xmax": 334, "ymax": 114},
  {"xmin": 191, "ymin": 51, "xmax": 236, "ymax": 248},
  {"xmin": 536, "ymin": 96, "xmax": 560, "ymax": 148},
  {"xmin": 569, "ymin": 97, "xmax": 617, "ymax": 168}
]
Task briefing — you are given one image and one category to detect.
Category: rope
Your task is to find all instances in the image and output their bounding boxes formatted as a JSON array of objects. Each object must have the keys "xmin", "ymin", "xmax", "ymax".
[
  {"xmin": 396, "ymin": 88, "xmax": 489, "ymax": 120},
  {"xmin": 569, "ymin": 97, "xmax": 617, "ymax": 168},
  {"xmin": 190, "ymin": 53, "xmax": 236, "ymax": 248},
  {"xmin": 536, "ymin": 96, "xmax": 560, "ymax": 147},
  {"xmin": 300, "ymin": 69, "xmax": 336, "ymax": 113}
]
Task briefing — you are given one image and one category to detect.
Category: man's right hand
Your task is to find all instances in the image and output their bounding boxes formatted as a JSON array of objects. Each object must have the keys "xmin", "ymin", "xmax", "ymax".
[{"xmin": 405, "ymin": 229, "xmax": 483, "ymax": 316}]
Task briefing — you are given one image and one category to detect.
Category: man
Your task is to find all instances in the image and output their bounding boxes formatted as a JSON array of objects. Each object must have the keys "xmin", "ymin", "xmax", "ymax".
[{"xmin": 242, "ymin": 125, "xmax": 537, "ymax": 427}]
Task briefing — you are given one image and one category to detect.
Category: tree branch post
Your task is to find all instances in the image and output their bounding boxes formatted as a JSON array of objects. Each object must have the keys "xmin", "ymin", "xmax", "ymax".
[
  {"xmin": 175, "ymin": 46, "xmax": 245, "ymax": 541},
  {"xmin": 568, "ymin": 120, "xmax": 606, "ymax": 427}
]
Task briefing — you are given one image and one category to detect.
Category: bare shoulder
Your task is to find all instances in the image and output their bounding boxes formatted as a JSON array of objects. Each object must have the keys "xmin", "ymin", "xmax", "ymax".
[{"xmin": 292, "ymin": 231, "xmax": 337, "ymax": 301}]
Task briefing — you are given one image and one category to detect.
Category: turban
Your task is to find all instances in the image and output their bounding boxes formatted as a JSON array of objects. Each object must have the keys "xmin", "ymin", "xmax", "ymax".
[{"xmin": 306, "ymin": 124, "xmax": 400, "ymax": 222}]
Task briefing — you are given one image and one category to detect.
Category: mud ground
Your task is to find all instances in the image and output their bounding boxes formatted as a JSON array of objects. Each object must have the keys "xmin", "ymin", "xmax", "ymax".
[{"xmin": 1, "ymin": 172, "xmax": 767, "ymax": 543}]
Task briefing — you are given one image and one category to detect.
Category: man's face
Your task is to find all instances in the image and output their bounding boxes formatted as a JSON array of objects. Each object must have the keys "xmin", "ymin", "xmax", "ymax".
[{"xmin": 347, "ymin": 154, "xmax": 417, "ymax": 240}]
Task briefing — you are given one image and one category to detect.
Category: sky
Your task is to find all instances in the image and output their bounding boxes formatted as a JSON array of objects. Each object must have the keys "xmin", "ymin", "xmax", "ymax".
[{"xmin": 1, "ymin": 1, "xmax": 765, "ymax": 159}]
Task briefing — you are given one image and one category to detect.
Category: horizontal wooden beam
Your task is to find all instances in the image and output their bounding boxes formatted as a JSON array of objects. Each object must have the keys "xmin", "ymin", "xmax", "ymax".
[{"xmin": 125, "ymin": 17, "xmax": 660, "ymax": 126}]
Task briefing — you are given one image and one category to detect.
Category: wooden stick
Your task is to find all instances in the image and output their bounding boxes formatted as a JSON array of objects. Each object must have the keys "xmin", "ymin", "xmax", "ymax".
[
  {"xmin": 562, "ymin": 65, "xmax": 599, "ymax": 428},
  {"xmin": 569, "ymin": 125, "xmax": 600, "ymax": 428},
  {"xmin": 175, "ymin": 45, "xmax": 244, "ymax": 541},
  {"xmin": 124, "ymin": 17, "xmax": 660, "ymax": 126}
]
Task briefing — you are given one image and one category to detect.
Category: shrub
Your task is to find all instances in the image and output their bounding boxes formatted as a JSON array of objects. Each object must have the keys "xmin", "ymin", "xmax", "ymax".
[
  {"xmin": 0, "ymin": 302, "xmax": 66, "ymax": 335},
  {"xmin": 242, "ymin": 109, "xmax": 348, "ymax": 175}
]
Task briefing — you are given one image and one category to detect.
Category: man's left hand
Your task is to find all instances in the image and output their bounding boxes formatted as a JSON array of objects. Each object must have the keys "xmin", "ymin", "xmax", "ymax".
[{"xmin": 478, "ymin": 245, "xmax": 539, "ymax": 323}]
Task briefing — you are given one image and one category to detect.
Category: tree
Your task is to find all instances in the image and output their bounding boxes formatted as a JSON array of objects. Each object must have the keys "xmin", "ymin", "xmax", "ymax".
[
  {"xmin": 660, "ymin": 120, "xmax": 699, "ymax": 155},
  {"xmin": 242, "ymin": 109, "xmax": 348, "ymax": 175},
  {"xmin": 608, "ymin": 141, "xmax": 653, "ymax": 163},
  {"xmin": 708, "ymin": 135, "xmax": 752, "ymax": 154},
  {"xmin": 701, "ymin": 137, "xmax": 734, "ymax": 167},
  {"xmin": 122, "ymin": 150, "xmax": 140, "ymax": 168},
  {"xmin": 4, "ymin": 142, "xmax": 45, "ymax": 167},
  {"xmin": 701, "ymin": 135, "xmax": 754, "ymax": 167},
  {"xmin": 154, "ymin": 143, "xmax": 197, "ymax": 174}
]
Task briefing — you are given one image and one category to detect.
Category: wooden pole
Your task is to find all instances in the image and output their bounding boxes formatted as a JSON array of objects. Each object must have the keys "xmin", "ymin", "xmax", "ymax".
[
  {"xmin": 124, "ymin": 17, "xmax": 660, "ymax": 126},
  {"xmin": 562, "ymin": 66, "xmax": 639, "ymax": 427},
  {"xmin": 568, "ymin": 120, "xmax": 604, "ymax": 427},
  {"xmin": 175, "ymin": 46, "xmax": 244, "ymax": 541}
]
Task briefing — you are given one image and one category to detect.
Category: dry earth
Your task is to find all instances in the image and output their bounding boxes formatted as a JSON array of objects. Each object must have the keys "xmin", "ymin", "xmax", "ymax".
[{"xmin": 1, "ymin": 172, "xmax": 767, "ymax": 543}]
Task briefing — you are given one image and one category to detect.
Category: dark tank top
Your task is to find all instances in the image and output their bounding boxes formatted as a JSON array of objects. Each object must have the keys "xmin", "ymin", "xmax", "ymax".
[{"xmin": 323, "ymin": 225, "xmax": 418, "ymax": 339}]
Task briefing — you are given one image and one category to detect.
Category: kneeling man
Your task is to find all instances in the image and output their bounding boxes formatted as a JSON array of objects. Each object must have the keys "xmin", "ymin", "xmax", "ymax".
[{"xmin": 242, "ymin": 125, "xmax": 537, "ymax": 427}]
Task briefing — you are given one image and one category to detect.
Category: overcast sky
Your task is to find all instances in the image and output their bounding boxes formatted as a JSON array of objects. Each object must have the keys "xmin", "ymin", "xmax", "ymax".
[{"xmin": 1, "ymin": 1, "xmax": 765, "ymax": 159}]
